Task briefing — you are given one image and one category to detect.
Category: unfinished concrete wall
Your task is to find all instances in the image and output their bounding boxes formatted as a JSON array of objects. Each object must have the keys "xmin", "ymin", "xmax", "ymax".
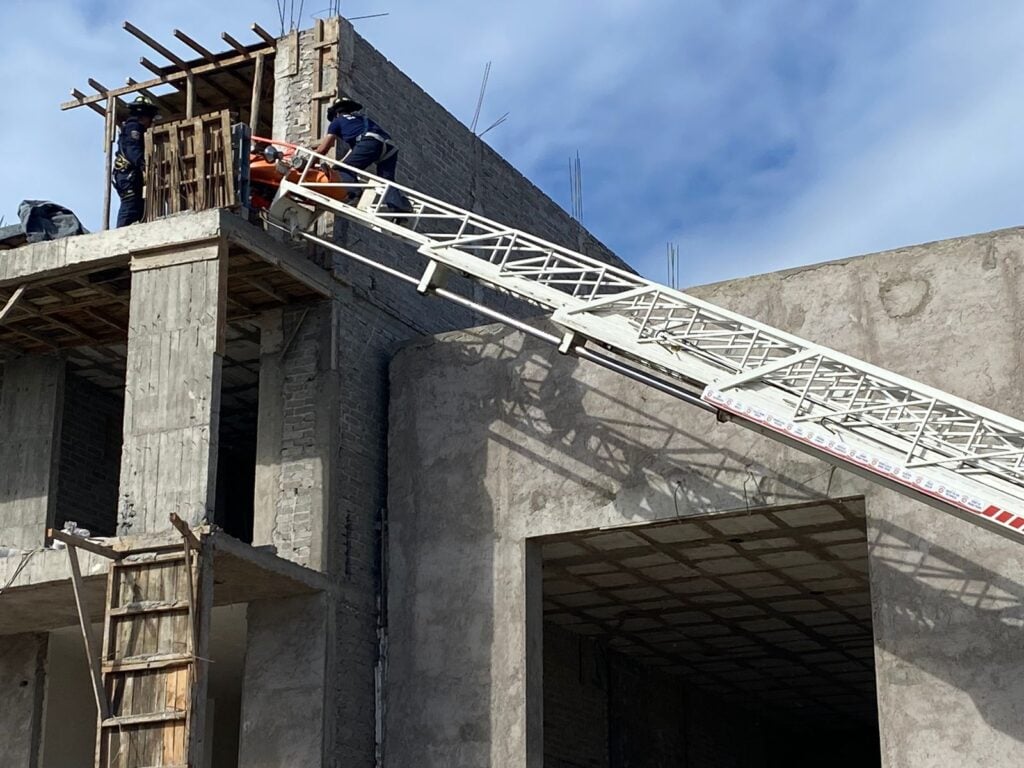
[
  {"xmin": 55, "ymin": 373, "xmax": 122, "ymax": 536},
  {"xmin": 0, "ymin": 633, "xmax": 47, "ymax": 767},
  {"xmin": 267, "ymin": 17, "xmax": 631, "ymax": 767},
  {"xmin": 387, "ymin": 226, "xmax": 1024, "ymax": 766},
  {"xmin": 0, "ymin": 356, "xmax": 64, "ymax": 552},
  {"xmin": 238, "ymin": 595, "xmax": 327, "ymax": 767}
]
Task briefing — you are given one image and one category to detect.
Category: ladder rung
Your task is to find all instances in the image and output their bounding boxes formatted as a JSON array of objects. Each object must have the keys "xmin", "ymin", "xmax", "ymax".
[
  {"xmin": 115, "ymin": 551, "xmax": 187, "ymax": 566},
  {"xmin": 103, "ymin": 653, "xmax": 193, "ymax": 673},
  {"xmin": 109, "ymin": 599, "xmax": 190, "ymax": 617},
  {"xmin": 102, "ymin": 710, "xmax": 186, "ymax": 728}
]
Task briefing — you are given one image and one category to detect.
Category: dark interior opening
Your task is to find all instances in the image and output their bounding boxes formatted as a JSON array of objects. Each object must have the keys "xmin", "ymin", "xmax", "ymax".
[
  {"xmin": 215, "ymin": 321, "xmax": 261, "ymax": 543},
  {"xmin": 540, "ymin": 498, "xmax": 880, "ymax": 767},
  {"xmin": 55, "ymin": 348, "xmax": 127, "ymax": 537}
]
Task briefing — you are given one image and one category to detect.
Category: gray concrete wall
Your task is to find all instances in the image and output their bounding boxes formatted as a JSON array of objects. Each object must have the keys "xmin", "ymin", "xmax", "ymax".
[
  {"xmin": 237, "ymin": 594, "xmax": 328, "ymax": 768},
  {"xmin": 386, "ymin": 226, "xmax": 1024, "ymax": 766},
  {"xmin": 0, "ymin": 356, "xmax": 64, "ymax": 552},
  {"xmin": 267, "ymin": 17, "xmax": 631, "ymax": 767},
  {"xmin": 0, "ymin": 633, "xmax": 47, "ymax": 767}
]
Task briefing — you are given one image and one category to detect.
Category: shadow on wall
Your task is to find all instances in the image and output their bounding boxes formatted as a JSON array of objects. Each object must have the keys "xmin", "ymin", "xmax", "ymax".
[
  {"xmin": 868, "ymin": 517, "xmax": 1024, "ymax": 746},
  {"xmin": 435, "ymin": 325, "xmax": 839, "ymax": 520},
  {"xmin": 391, "ymin": 323, "xmax": 1024, "ymax": 763}
]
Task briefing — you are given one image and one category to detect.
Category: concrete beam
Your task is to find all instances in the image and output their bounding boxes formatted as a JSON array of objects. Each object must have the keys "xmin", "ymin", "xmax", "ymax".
[{"xmin": 0, "ymin": 210, "xmax": 224, "ymax": 288}]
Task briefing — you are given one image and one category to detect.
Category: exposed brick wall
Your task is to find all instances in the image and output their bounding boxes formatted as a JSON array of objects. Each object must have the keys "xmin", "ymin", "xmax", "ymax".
[
  {"xmin": 269, "ymin": 302, "xmax": 328, "ymax": 566},
  {"xmin": 55, "ymin": 372, "xmax": 122, "ymax": 536}
]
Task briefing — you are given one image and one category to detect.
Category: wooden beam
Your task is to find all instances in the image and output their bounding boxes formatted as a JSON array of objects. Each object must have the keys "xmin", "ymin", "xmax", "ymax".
[
  {"xmin": 244, "ymin": 275, "xmax": 288, "ymax": 304},
  {"xmin": 169, "ymin": 513, "xmax": 202, "ymax": 550},
  {"xmin": 173, "ymin": 29, "xmax": 217, "ymax": 61},
  {"xmin": 47, "ymin": 528, "xmax": 121, "ymax": 559},
  {"xmin": 139, "ymin": 58, "xmax": 216, "ymax": 111},
  {"xmin": 88, "ymin": 78, "xmax": 110, "ymax": 94},
  {"xmin": 186, "ymin": 72, "xmax": 195, "ymax": 118},
  {"xmin": 7, "ymin": 296, "xmax": 105, "ymax": 345},
  {"xmin": 124, "ymin": 20, "xmax": 190, "ymax": 69},
  {"xmin": 220, "ymin": 31, "xmax": 249, "ymax": 56},
  {"xmin": 103, "ymin": 96, "xmax": 114, "ymax": 230},
  {"xmin": 70, "ymin": 89, "xmax": 105, "ymax": 115},
  {"xmin": 0, "ymin": 284, "xmax": 26, "ymax": 324},
  {"xmin": 125, "ymin": 78, "xmax": 176, "ymax": 113},
  {"xmin": 251, "ymin": 23, "xmax": 277, "ymax": 45},
  {"xmin": 249, "ymin": 51, "xmax": 266, "ymax": 131},
  {"xmin": 5, "ymin": 325, "xmax": 59, "ymax": 350},
  {"xmin": 65, "ymin": 544, "xmax": 111, "ymax": 721},
  {"xmin": 174, "ymin": 29, "xmax": 254, "ymax": 91},
  {"xmin": 61, "ymin": 45, "xmax": 273, "ymax": 111}
]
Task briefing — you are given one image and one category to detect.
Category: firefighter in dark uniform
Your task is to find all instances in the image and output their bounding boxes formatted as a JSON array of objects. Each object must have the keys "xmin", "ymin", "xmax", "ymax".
[
  {"xmin": 313, "ymin": 96, "xmax": 412, "ymax": 213},
  {"xmin": 112, "ymin": 95, "xmax": 159, "ymax": 227}
]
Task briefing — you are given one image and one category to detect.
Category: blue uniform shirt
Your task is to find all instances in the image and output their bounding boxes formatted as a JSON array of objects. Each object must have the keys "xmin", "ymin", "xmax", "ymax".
[
  {"xmin": 117, "ymin": 116, "xmax": 148, "ymax": 170},
  {"xmin": 327, "ymin": 113, "xmax": 390, "ymax": 149}
]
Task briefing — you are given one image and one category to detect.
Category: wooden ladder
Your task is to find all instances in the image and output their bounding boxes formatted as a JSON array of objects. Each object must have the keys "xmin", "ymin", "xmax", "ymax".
[{"xmin": 52, "ymin": 514, "xmax": 212, "ymax": 768}]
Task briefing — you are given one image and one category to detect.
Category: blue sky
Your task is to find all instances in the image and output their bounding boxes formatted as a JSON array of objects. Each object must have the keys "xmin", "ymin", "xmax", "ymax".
[{"xmin": 1, "ymin": 0, "xmax": 1022, "ymax": 286}]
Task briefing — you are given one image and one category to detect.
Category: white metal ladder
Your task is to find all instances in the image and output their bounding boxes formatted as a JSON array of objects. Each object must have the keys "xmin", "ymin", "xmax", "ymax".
[{"xmin": 260, "ymin": 139, "xmax": 1024, "ymax": 543}]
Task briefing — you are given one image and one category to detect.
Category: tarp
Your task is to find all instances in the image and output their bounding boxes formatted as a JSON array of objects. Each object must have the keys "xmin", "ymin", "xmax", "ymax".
[{"xmin": 15, "ymin": 199, "xmax": 88, "ymax": 243}]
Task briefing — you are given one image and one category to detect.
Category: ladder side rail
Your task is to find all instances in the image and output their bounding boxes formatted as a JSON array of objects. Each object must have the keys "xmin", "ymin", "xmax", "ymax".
[
  {"xmin": 274, "ymin": 217, "xmax": 1024, "ymax": 543},
  {"xmin": 263, "ymin": 139, "xmax": 1024, "ymax": 525},
  {"xmin": 277, "ymin": 174, "xmax": 1024, "ymax": 482},
  {"xmin": 276, "ymin": 170, "xmax": 1024, "ymax": 478}
]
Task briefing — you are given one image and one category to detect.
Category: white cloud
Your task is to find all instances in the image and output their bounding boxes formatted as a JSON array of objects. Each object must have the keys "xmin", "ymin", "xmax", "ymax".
[{"xmin": 1, "ymin": 0, "xmax": 1020, "ymax": 290}]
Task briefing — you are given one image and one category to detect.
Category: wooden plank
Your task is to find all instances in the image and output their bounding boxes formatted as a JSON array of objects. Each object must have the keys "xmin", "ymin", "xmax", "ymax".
[
  {"xmin": 0, "ymin": 283, "xmax": 26, "ymax": 323},
  {"xmin": 102, "ymin": 710, "xmax": 187, "ymax": 727},
  {"xmin": 169, "ymin": 513, "xmax": 201, "ymax": 549},
  {"xmin": 185, "ymin": 73, "xmax": 195, "ymax": 119},
  {"xmin": 250, "ymin": 51, "xmax": 266, "ymax": 133},
  {"xmin": 109, "ymin": 599, "xmax": 190, "ymax": 617},
  {"xmin": 47, "ymin": 528, "xmax": 120, "ymax": 559},
  {"xmin": 251, "ymin": 23, "xmax": 276, "ymax": 45},
  {"xmin": 103, "ymin": 96, "xmax": 114, "ymax": 230},
  {"xmin": 66, "ymin": 545, "xmax": 111, "ymax": 720},
  {"xmin": 123, "ymin": 21, "xmax": 189, "ymax": 69},
  {"xmin": 103, "ymin": 653, "xmax": 193, "ymax": 674},
  {"xmin": 185, "ymin": 541, "xmax": 213, "ymax": 763}
]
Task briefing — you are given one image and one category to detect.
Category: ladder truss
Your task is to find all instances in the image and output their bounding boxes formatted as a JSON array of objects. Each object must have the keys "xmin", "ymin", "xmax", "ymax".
[{"xmin": 258, "ymin": 139, "xmax": 1024, "ymax": 543}]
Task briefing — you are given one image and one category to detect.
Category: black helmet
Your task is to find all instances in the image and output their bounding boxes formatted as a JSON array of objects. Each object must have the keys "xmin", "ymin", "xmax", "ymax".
[
  {"xmin": 128, "ymin": 95, "xmax": 159, "ymax": 117},
  {"xmin": 327, "ymin": 96, "xmax": 363, "ymax": 120}
]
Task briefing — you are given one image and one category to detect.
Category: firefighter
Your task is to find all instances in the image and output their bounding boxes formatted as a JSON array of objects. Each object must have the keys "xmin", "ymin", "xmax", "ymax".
[
  {"xmin": 313, "ymin": 96, "xmax": 412, "ymax": 213},
  {"xmin": 112, "ymin": 95, "xmax": 159, "ymax": 227}
]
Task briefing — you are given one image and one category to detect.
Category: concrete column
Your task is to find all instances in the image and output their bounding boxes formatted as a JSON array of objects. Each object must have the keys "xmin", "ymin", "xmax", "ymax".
[
  {"xmin": 866, "ymin": 486, "xmax": 1024, "ymax": 765},
  {"xmin": 238, "ymin": 595, "xmax": 328, "ymax": 767},
  {"xmin": 118, "ymin": 241, "xmax": 227, "ymax": 534},
  {"xmin": 253, "ymin": 308, "xmax": 284, "ymax": 549},
  {"xmin": 0, "ymin": 356, "xmax": 64, "ymax": 551},
  {"xmin": 0, "ymin": 633, "xmax": 48, "ymax": 767}
]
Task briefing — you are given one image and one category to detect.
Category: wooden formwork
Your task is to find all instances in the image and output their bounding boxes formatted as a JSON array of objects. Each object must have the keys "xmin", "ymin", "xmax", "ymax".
[
  {"xmin": 144, "ymin": 110, "xmax": 236, "ymax": 222},
  {"xmin": 52, "ymin": 519, "xmax": 212, "ymax": 768}
]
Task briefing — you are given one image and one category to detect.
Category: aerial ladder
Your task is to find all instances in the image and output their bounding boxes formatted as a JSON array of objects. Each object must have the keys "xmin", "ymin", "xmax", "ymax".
[{"xmin": 256, "ymin": 138, "xmax": 1024, "ymax": 545}]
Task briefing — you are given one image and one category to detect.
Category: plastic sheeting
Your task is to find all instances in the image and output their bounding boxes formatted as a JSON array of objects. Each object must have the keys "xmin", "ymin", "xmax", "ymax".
[{"xmin": 14, "ymin": 200, "xmax": 88, "ymax": 243}]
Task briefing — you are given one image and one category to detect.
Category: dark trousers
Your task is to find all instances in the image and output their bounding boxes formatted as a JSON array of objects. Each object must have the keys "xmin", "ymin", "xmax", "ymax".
[
  {"xmin": 114, "ymin": 175, "xmax": 144, "ymax": 227},
  {"xmin": 341, "ymin": 139, "xmax": 411, "ymax": 212}
]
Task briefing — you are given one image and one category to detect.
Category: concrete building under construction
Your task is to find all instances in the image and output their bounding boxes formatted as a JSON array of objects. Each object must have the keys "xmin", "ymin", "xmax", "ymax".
[{"xmin": 1, "ymin": 14, "xmax": 1023, "ymax": 768}]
